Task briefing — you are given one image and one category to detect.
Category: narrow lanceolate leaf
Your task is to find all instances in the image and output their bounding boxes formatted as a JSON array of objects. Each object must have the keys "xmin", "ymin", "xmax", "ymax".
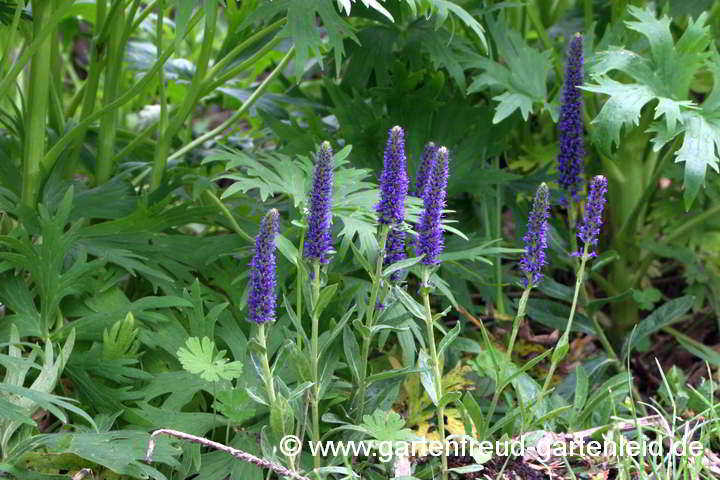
[{"xmin": 584, "ymin": 6, "xmax": 715, "ymax": 209}]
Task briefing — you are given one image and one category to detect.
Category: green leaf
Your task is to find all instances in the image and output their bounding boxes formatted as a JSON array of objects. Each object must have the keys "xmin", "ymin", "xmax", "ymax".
[
  {"xmin": 665, "ymin": 327, "xmax": 720, "ymax": 366},
  {"xmin": 436, "ymin": 321, "xmax": 461, "ymax": 358},
  {"xmin": 246, "ymin": 0, "xmax": 356, "ymax": 79},
  {"xmin": 313, "ymin": 283, "xmax": 338, "ymax": 318},
  {"xmin": 417, "ymin": 350, "xmax": 437, "ymax": 406},
  {"xmin": 394, "ymin": 286, "xmax": 425, "ymax": 320},
  {"xmin": 343, "ymin": 326, "xmax": 361, "ymax": 382},
  {"xmin": 581, "ymin": 79, "xmax": 657, "ymax": 153},
  {"xmin": 34, "ymin": 431, "xmax": 180, "ymax": 479},
  {"xmin": 468, "ymin": 16, "xmax": 551, "ymax": 123},
  {"xmin": 573, "ymin": 365, "xmax": 589, "ymax": 412},
  {"xmin": 673, "ymin": 111, "xmax": 720, "ymax": 209},
  {"xmin": 270, "ymin": 393, "xmax": 294, "ymax": 438},
  {"xmin": 382, "ymin": 255, "xmax": 424, "ymax": 278},
  {"xmin": 621, "ymin": 296, "xmax": 694, "ymax": 360},
  {"xmin": 177, "ymin": 337, "xmax": 243, "ymax": 383},
  {"xmin": 584, "ymin": 7, "xmax": 715, "ymax": 208},
  {"xmin": 360, "ymin": 410, "xmax": 416, "ymax": 442}
]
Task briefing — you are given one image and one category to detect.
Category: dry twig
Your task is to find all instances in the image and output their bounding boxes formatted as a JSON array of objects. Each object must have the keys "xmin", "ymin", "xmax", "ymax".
[{"xmin": 145, "ymin": 429, "xmax": 311, "ymax": 480}]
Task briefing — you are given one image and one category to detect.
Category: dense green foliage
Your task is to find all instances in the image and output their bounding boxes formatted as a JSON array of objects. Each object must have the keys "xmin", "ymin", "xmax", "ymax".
[{"xmin": 1, "ymin": 1, "xmax": 720, "ymax": 479}]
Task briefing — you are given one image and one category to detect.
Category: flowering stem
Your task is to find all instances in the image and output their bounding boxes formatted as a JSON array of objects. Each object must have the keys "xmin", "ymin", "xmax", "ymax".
[
  {"xmin": 568, "ymin": 204, "xmax": 578, "ymax": 259},
  {"xmin": 506, "ymin": 286, "xmax": 532, "ymax": 362},
  {"xmin": 494, "ymin": 156, "xmax": 505, "ymax": 315},
  {"xmin": 421, "ymin": 268, "xmax": 447, "ymax": 480},
  {"xmin": 310, "ymin": 261, "xmax": 322, "ymax": 469},
  {"xmin": 256, "ymin": 323, "xmax": 276, "ymax": 405},
  {"xmin": 538, "ymin": 244, "xmax": 589, "ymax": 404},
  {"xmin": 355, "ymin": 226, "xmax": 389, "ymax": 420},
  {"xmin": 296, "ymin": 235, "xmax": 305, "ymax": 349}
]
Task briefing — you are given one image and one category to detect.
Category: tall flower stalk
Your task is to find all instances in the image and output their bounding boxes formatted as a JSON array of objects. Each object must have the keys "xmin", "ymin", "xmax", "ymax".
[
  {"xmin": 539, "ymin": 176, "xmax": 608, "ymax": 404},
  {"xmin": 507, "ymin": 183, "xmax": 550, "ymax": 361},
  {"xmin": 414, "ymin": 142, "xmax": 437, "ymax": 197},
  {"xmin": 248, "ymin": 208, "xmax": 279, "ymax": 401},
  {"xmin": 557, "ymin": 33, "xmax": 586, "ymax": 251},
  {"xmin": 356, "ymin": 126, "xmax": 409, "ymax": 419},
  {"xmin": 417, "ymin": 146, "xmax": 450, "ymax": 480},
  {"xmin": 303, "ymin": 142, "xmax": 334, "ymax": 469}
]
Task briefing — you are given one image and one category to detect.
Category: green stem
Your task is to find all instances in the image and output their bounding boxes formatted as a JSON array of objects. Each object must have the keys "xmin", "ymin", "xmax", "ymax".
[
  {"xmin": 95, "ymin": 5, "xmax": 125, "ymax": 184},
  {"xmin": 201, "ymin": 36, "xmax": 285, "ymax": 95},
  {"xmin": 155, "ymin": 0, "xmax": 168, "ymax": 169},
  {"xmin": 151, "ymin": 1, "xmax": 217, "ymax": 190},
  {"xmin": 355, "ymin": 226, "xmax": 389, "ymax": 421},
  {"xmin": 583, "ymin": 0, "xmax": 593, "ymax": 29},
  {"xmin": 506, "ymin": 286, "xmax": 532, "ymax": 362},
  {"xmin": 202, "ymin": 190, "xmax": 254, "ymax": 243},
  {"xmin": 631, "ymin": 204, "xmax": 720, "ymax": 286},
  {"xmin": 204, "ymin": 18, "xmax": 286, "ymax": 81},
  {"xmin": 65, "ymin": 0, "xmax": 108, "ymax": 177},
  {"xmin": 41, "ymin": 11, "xmax": 203, "ymax": 173},
  {"xmin": 538, "ymin": 245, "xmax": 589, "ymax": 404},
  {"xmin": 296, "ymin": 235, "xmax": 305, "ymax": 350},
  {"xmin": 167, "ymin": 46, "xmax": 295, "ymax": 162},
  {"xmin": 111, "ymin": 120, "xmax": 157, "ymax": 166},
  {"xmin": 494, "ymin": 156, "xmax": 505, "ymax": 315},
  {"xmin": 310, "ymin": 261, "xmax": 322, "ymax": 470},
  {"xmin": 0, "ymin": 1, "xmax": 77, "ymax": 103},
  {"xmin": 257, "ymin": 323, "xmax": 276, "ymax": 404},
  {"xmin": 421, "ymin": 268, "xmax": 447, "ymax": 480},
  {"xmin": 21, "ymin": 0, "xmax": 54, "ymax": 209},
  {"xmin": 0, "ymin": 0, "xmax": 24, "ymax": 73}
]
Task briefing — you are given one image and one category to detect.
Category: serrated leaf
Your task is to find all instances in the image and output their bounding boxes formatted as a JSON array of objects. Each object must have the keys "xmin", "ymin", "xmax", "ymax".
[
  {"xmin": 674, "ymin": 111, "xmax": 720, "ymax": 209},
  {"xmin": 177, "ymin": 337, "xmax": 243, "ymax": 383},
  {"xmin": 468, "ymin": 16, "xmax": 551, "ymax": 123},
  {"xmin": 360, "ymin": 410, "xmax": 416, "ymax": 442}
]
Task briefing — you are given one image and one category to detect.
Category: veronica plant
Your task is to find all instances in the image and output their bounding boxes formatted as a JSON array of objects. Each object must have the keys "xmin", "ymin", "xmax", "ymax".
[
  {"xmin": 557, "ymin": 34, "xmax": 586, "ymax": 252},
  {"xmin": 416, "ymin": 146, "xmax": 450, "ymax": 480},
  {"xmin": 507, "ymin": 183, "xmax": 550, "ymax": 361},
  {"xmin": 354, "ymin": 126, "xmax": 409, "ymax": 419},
  {"xmin": 539, "ymin": 175, "xmax": 608, "ymax": 404},
  {"xmin": 303, "ymin": 141, "xmax": 334, "ymax": 469},
  {"xmin": 249, "ymin": 207, "xmax": 280, "ymax": 396}
]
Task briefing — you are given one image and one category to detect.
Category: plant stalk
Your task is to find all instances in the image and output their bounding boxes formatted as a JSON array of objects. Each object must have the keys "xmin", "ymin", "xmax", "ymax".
[
  {"xmin": 151, "ymin": 0, "xmax": 217, "ymax": 190},
  {"xmin": 355, "ymin": 226, "xmax": 389, "ymax": 420},
  {"xmin": 95, "ymin": 5, "xmax": 125, "ymax": 184},
  {"xmin": 21, "ymin": 0, "xmax": 54, "ymax": 209},
  {"xmin": 257, "ymin": 322, "xmax": 276, "ymax": 404},
  {"xmin": 506, "ymin": 286, "xmax": 532, "ymax": 362},
  {"xmin": 421, "ymin": 268, "xmax": 447, "ymax": 480},
  {"xmin": 538, "ymin": 244, "xmax": 589, "ymax": 404},
  {"xmin": 167, "ymin": 46, "xmax": 295, "ymax": 162},
  {"xmin": 310, "ymin": 261, "xmax": 322, "ymax": 470}
]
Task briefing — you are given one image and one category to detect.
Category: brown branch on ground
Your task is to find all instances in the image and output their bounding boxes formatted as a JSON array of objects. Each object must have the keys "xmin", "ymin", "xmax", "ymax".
[{"xmin": 145, "ymin": 429, "xmax": 311, "ymax": 480}]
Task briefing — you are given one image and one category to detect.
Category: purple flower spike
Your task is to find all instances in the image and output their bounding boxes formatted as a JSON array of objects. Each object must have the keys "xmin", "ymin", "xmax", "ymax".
[
  {"xmin": 376, "ymin": 126, "xmax": 409, "ymax": 226},
  {"xmin": 414, "ymin": 142, "xmax": 437, "ymax": 197},
  {"xmin": 416, "ymin": 146, "xmax": 449, "ymax": 266},
  {"xmin": 576, "ymin": 175, "xmax": 608, "ymax": 257},
  {"xmin": 520, "ymin": 183, "xmax": 550, "ymax": 287},
  {"xmin": 305, "ymin": 141, "xmax": 334, "ymax": 264},
  {"xmin": 557, "ymin": 33, "xmax": 585, "ymax": 205},
  {"xmin": 384, "ymin": 228, "xmax": 407, "ymax": 281},
  {"xmin": 248, "ymin": 209, "xmax": 279, "ymax": 324}
]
